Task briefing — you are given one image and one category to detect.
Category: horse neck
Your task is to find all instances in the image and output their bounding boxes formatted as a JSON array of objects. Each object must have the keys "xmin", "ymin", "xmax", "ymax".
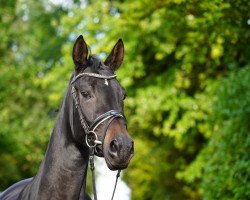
[{"xmin": 25, "ymin": 84, "xmax": 90, "ymax": 199}]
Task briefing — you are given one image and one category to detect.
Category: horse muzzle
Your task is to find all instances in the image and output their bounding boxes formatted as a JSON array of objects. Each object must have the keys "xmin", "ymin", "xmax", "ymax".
[
  {"xmin": 105, "ymin": 135, "xmax": 134, "ymax": 170},
  {"xmin": 102, "ymin": 119, "xmax": 134, "ymax": 170}
]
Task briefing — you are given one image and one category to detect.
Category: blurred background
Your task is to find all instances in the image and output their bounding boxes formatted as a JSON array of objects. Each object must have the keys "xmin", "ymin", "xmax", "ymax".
[{"xmin": 0, "ymin": 0, "xmax": 250, "ymax": 199}]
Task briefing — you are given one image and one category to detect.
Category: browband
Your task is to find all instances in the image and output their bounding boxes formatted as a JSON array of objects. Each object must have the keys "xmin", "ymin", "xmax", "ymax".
[{"xmin": 71, "ymin": 72, "xmax": 117, "ymax": 84}]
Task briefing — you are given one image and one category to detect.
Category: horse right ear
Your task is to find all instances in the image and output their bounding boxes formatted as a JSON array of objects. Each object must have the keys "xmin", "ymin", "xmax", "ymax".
[
  {"xmin": 72, "ymin": 35, "xmax": 89, "ymax": 71},
  {"xmin": 104, "ymin": 39, "xmax": 124, "ymax": 71}
]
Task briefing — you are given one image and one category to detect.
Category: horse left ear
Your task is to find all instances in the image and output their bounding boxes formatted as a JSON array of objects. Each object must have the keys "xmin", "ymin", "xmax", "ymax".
[{"xmin": 104, "ymin": 39, "xmax": 124, "ymax": 71}]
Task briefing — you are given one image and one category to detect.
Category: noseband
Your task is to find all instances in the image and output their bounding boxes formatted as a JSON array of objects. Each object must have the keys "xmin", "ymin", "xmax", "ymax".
[{"xmin": 71, "ymin": 72, "xmax": 124, "ymax": 200}]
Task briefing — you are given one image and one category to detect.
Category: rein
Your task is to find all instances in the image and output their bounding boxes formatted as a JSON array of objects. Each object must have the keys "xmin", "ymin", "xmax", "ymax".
[{"xmin": 71, "ymin": 72, "xmax": 124, "ymax": 200}]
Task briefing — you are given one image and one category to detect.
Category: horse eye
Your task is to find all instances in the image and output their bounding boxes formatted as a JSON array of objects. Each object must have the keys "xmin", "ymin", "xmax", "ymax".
[{"xmin": 81, "ymin": 91, "xmax": 91, "ymax": 99}]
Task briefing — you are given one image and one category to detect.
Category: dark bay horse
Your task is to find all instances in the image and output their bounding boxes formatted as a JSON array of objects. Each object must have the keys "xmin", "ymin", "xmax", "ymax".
[{"xmin": 0, "ymin": 35, "xmax": 134, "ymax": 200}]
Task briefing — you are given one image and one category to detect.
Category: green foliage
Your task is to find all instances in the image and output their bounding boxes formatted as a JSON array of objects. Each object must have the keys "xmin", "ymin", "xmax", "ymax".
[
  {"xmin": 202, "ymin": 66, "xmax": 250, "ymax": 200},
  {"xmin": 0, "ymin": 0, "xmax": 67, "ymax": 189},
  {"xmin": 0, "ymin": 0, "xmax": 249, "ymax": 199}
]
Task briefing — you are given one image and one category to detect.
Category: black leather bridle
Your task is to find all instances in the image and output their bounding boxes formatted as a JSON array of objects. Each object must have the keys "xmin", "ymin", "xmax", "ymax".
[{"xmin": 71, "ymin": 72, "xmax": 124, "ymax": 200}]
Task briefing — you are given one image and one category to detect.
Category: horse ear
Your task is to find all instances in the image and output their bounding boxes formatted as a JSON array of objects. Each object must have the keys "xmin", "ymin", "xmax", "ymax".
[
  {"xmin": 72, "ymin": 35, "xmax": 89, "ymax": 71},
  {"xmin": 104, "ymin": 39, "xmax": 124, "ymax": 71}
]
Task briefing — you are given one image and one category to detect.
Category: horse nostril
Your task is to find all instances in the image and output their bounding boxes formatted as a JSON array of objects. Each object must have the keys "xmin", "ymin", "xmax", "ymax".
[
  {"xmin": 109, "ymin": 139, "xmax": 119, "ymax": 156},
  {"xmin": 109, "ymin": 138, "xmax": 134, "ymax": 159}
]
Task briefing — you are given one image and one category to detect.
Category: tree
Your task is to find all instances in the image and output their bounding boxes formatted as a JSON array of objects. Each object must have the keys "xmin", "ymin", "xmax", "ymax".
[
  {"xmin": 202, "ymin": 66, "xmax": 250, "ymax": 200},
  {"xmin": 1, "ymin": 0, "xmax": 249, "ymax": 199},
  {"xmin": 0, "ymin": 0, "xmax": 67, "ymax": 189}
]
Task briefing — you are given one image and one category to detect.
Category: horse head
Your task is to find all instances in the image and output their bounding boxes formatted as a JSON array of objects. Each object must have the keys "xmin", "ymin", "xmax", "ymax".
[{"xmin": 71, "ymin": 35, "xmax": 134, "ymax": 170}]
